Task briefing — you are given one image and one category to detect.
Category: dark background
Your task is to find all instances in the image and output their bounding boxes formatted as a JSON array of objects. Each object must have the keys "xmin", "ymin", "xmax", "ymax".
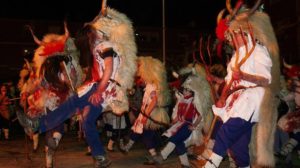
[{"xmin": 0, "ymin": 0, "xmax": 224, "ymax": 29}]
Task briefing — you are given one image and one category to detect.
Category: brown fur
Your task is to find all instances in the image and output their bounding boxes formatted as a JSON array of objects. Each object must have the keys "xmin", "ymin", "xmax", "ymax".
[{"xmin": 229, "ymin": 10, "xmax": 281, "ymax": 167}]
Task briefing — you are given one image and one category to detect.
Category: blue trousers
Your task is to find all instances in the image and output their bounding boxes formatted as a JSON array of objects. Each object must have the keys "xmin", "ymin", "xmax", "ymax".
[
  {"xmin": 130, "ymin": 129, "xmax": 157, "ymax": 150},
  {"xmin": 39, "ymin": 84, "xmax": 104, "ymax": 156},
  {"xmin": 45, "ymin": 123, "xmax": 64, "ymax": 146},
  {"xmin": 213, "ymin": 118, "xmax": 254, "ymax": 167},
  {"xmin": 169, "ymin": 122, "xmax": 192, "ymax": 155}
]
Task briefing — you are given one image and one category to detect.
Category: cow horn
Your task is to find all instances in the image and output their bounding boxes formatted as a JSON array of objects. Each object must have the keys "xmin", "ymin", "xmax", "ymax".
[
  {"xmin": 236, "ymin": 0, "xmax": 262, "ymax": 21},
  {"xmin": 217, "ymin": 9, "xmax": 226, "ymax": 25},
  {"xmin": 64, "ymin": 22, "xmax": 70, "ymax": 38},
  {"xmin": 26, "ymin": 25, "xmax": 42, "ymax": 45},
  {"xmin": 101, "ymin": 0, "xmax": 107, "ymax": 16}
]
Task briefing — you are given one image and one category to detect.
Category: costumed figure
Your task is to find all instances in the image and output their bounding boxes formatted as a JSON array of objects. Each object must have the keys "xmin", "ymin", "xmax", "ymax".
[
  {"xmin": 0, "ymin": 85, "xmax": 12, "ymax": 140},
  {"xmin": 153, "ymin": 64, "xmax": 213, "ymax": 168},
  {"xmin": 17, "ymin": 23, "xmax": 83, "ymax": 168},
  {"xmin": 120, "ymin": 56, "xmax": 171, "ymax": 164},
  {"xmin": 17, "ymin": 1, "xmax": 137, "ymax": 167},
  {"xmin": 102, "ymin": 111, "xmax": 127, "ymax": 152},
  {"xmin": 277, "ymin": 62, "xmax": 300, "ymax": 160},
  {"xmin": 204, "ymin": 0, "xmax": 281, "ymax": 167}
]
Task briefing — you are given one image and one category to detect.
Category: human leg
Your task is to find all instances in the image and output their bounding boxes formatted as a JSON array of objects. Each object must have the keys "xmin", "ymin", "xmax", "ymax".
[
  {"xmin": 81, "ymin": 105, "xmax": 111, "ymax": 168},
  {"xmin": 204, "ymin": 118, "xmax": 254, "ymax": 168},
  {"xmin": 45, "ymin": 124, "xmax": 64, "ymax": 168}
]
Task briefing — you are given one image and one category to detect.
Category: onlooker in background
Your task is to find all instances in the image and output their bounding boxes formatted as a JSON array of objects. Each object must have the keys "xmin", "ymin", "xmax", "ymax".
[{"xmin": 0, "ymin": 84, "xmax": 12, "ymax": 140}]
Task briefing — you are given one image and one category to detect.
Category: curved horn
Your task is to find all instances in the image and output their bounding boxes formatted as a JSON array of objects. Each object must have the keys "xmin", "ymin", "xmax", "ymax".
[
  {"xmin": 64, "ymin": 22, "xmax": 70, "ymax": 38},
  {"xmin": 226, "ymin": 0, "xmax": 233, "ymax": 15},
  {"xmin": 217, "ymin": 9, "xmax": 226, "ymax": 25},
  {"xmin": 172, "ymin": 71, "xmax": 179, "ymax": 79},
  {"xmin": 101, "ymin": 0, "xmax": 107, "ymax": 16},
  {"xmin": 283, "ymin": 59, "xmax": 292, "ymax": 69},
  {"xmin": 228, "ymin": 0, "xmax": 244, "ymax": 21},
  {"xmin": 25, "ymin": 25, "xmax": 42, "ymax": 45},
  {"xmin": 236, "ymin": 0, "xmax": 262, "ymax": 21}
]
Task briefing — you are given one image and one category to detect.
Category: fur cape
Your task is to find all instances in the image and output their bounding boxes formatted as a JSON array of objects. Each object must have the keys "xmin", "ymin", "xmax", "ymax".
[
  {"xmin": 179, "ymin": 63, "xmax": 214, "ymax": 146},
  {"xmin": 137, "ymin": 56, "xmax": 171, "ymax": 130},
  {"xmin": 228, "ymin": 9, "xmax": 280, "ymax": 167},
  {"xmin": 91, "ymin": 8, "xmax": 137, "ymax": 114},
  {"xmin": 19, "ymin": 28, "xmax": 83, "ymax": 117}
]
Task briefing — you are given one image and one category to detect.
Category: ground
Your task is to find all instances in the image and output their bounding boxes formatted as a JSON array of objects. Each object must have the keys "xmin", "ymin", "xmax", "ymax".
[{"xmin": 0, "ymin": 125, "xmax": 299, "ymax": 168}]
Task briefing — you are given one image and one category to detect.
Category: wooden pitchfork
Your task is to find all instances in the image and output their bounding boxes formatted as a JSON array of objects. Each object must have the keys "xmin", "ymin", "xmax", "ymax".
[{"xmin": 197, "ymin": 23, "xmax": 256, "ymax": 156}]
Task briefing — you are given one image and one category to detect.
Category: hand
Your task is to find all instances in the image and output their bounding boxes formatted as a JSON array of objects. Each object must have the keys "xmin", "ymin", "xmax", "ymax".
[
  {"xmin": 231, "ymin": 67, "xmax": 243, "ymax": 80},
  {"xmin": 188, "ymin": 125, "xmax": 196, "ymax": 131},
  {"xmin": 215, "ymin": 98, "xmax": 226, "ymax": 108},
  {"xmin": 88, "ymin": 91, "xmax": 103, "ymax": 106}
]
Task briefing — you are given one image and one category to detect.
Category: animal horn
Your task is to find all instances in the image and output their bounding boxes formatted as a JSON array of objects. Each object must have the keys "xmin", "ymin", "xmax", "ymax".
[
  {"xmin": 236, "ymin": 0, "xmax": 262, "ymax": 21},
  {"xmin": 172, "ymin": 71, "xmax": 179, "ymax": 79},
  {"xmin": 101, "ymin": 0, "xmax": 107, "ymax": 16},
  {"xmin": 228, "ymin": 0, "xmax": 244, "ymax": 21},
  {"xmin": 226, "ymin": 0, "xmax": 233, "ymax": 15},
  {"xmin": 26, "ymin": 25, "xmax": 42, "ymax": 45},
  {"xmin": 64, "ymin": 22, "xmax": 70, "ymax": 38},
  {"xmin": 283, "ymin": 59, "xmax": 292, "ymax": 69},
  {"xmin": 217, "ymin": 9, "xmax": 226, "ymax": 25}
]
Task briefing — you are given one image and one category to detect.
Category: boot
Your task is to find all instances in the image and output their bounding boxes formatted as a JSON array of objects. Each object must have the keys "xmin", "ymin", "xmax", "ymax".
[
  {"xmin": 152, "ymin": 153, "xmax": 164, "ymax": 165},
  {"xmin": 204, "ymin": 153, "xmax": 223, "ymax": 168},
  {"xmin": 16, "ymin": 110, "xmax": 39, "ymax": 135},
  {"xmin": 119, "ymin": 140, "xmax": 134, "ymax": 154},
  {"xmin": 93, "ymin": 155, "xmax": 111, "ymax": 168},
  {"xmin": 280, "ymin": 138, "xmax": 298, "ymax": 156}
]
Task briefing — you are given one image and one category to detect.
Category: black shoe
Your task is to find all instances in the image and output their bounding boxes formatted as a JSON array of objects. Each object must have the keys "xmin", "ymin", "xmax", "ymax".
[
  {"xmin": 17, "ymin": 110, "xmax": 39, "ymax": 135},
  {"xmin": 119, "ymin": 146, "xmax": 128, "ymax": 155},
  {"xmin": 143, "ymin": 155, "xmax": 155, "ymax": 165},
  {"xmin": 107, "ymin": 148, "xmax": 114, "ymax": 152},
  {"xmin": 85, "ymin": 151, "xmax": 91, "ymax": 156},
  {"xmin": 93, "ymin": 155, "xmax": 111, "ymax": 168},
  {"xmin": 152, "ymin": 154, "xmax": 163, "ymax": 165}
]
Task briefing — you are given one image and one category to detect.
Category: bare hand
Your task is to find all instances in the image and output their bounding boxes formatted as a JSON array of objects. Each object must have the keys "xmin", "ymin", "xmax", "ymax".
[
  {"xmin": 188, "ymin": 125, "xmax": 196, "ymax": 131},
  {"xmin": 232, "ymin": 67, "xmax": 243, "ymax": 80},
  {"xmin": 215, "ymin": 98, "xmax": 226, "ymax": 108},
  {"xmin": 88, "ymin": 91, "xmax": 103, "ymax": 106}
]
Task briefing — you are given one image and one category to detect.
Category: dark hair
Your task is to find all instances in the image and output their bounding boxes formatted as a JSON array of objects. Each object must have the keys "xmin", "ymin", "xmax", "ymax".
[{"xmin": 75, "ymin": 24, "xmax": 95, "ymax": 80}]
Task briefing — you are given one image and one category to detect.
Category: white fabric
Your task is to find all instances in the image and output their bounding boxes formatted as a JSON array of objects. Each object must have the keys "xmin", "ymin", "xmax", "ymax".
[
  {"xmin": 103, "ymin": 112, "xmax": 127, "ymax": 129},
  {"xmin": 179, "ymin": 153, "xmax": 190, "ymax": 167},
  {"xmin": 204, "ymin": 153, "xmax": 223, "ymax": 168},
  {"xmin": 213, "ymin": 44, "xmax": 272, "ymax": 123},
  {"xmin": 131, "ymin": 83, "xmax": 157, "ymax": 134},
  {"xmin": 161, "ymin": 142, "xmax": 176, "ymax": 160},
  {"xmin": 93, "ymin": 41, "xmax": 120, "ymax": 81}
]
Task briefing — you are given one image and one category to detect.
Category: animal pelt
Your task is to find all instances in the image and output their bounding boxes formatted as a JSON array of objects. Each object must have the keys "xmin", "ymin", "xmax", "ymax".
[
  {"xmin": 89, "ymin": 8, "xmax": 137, "ymax": 114},
  {"xmin": 178, "ymin": 63, "xmax": 214, "ymax": 146},
  {"xmin": 229, "ymin": 10, "xmax": 281, "ymax": 167},
  {"xmin": 137, "ymin": 56, "xmax": 171, "ymax": 129},
  {"xmin": 19, "ymin": 29, "xmax": 83, "ymax": 118}
]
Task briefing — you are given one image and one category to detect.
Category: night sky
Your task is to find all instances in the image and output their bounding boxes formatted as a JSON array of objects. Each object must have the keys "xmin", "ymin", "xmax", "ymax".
[
  {"xmin": 0, "ymin": 0, "xmax": 225, "ymax": 30},
  {"xmin": 0, "ymin": 0, "xmax": 230, "ymax": 82}
]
